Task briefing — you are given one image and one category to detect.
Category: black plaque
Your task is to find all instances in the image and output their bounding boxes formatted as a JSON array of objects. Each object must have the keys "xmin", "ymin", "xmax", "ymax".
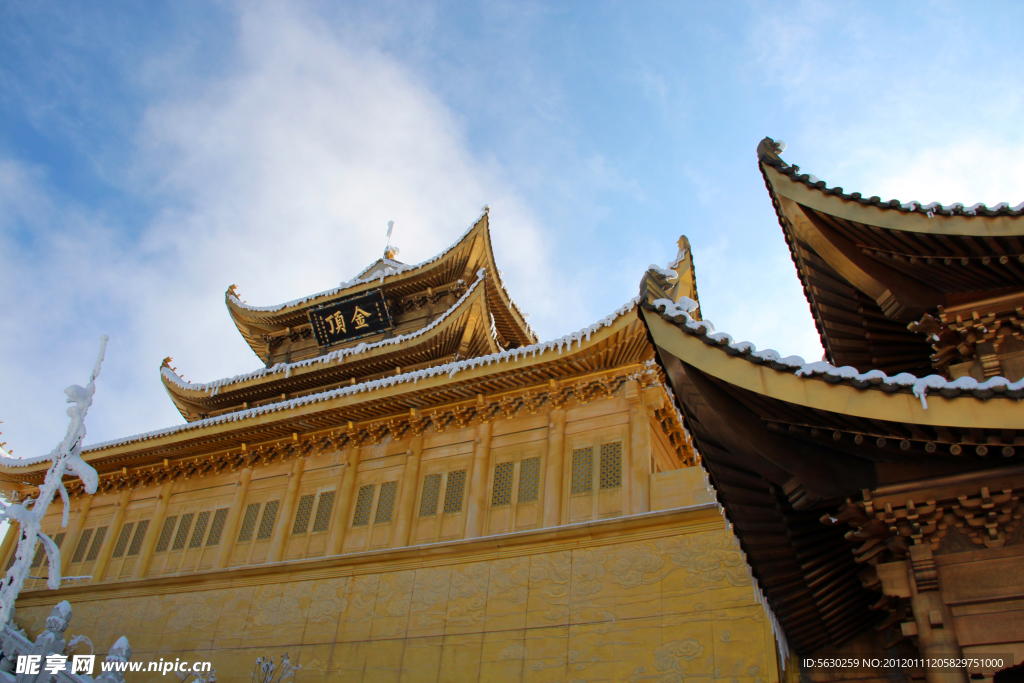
[{"xmin": 308, "ymin": 290, "xmax": 394, "ymax": 347}]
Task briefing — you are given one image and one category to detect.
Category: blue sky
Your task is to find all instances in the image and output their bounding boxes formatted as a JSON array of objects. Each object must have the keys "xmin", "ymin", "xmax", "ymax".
[{"xmin": 2, "ymin": 0, "xmax": 1024, "ymax": 457}]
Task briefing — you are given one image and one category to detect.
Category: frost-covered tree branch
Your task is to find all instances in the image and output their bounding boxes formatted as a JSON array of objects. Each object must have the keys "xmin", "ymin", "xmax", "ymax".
[{"xmin": 0, "ymin": 336, "xmax": 107, "ymax": 625}]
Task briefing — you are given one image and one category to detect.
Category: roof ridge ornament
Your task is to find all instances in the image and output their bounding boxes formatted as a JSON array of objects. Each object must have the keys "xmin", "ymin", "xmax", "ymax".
[
  {"xmin": 756, "ymin": 136, "xmax": 787, "ymax": 166},
  {"xmin": 383, "ymin": 221, "xmax": 400, "ymax": 260}
]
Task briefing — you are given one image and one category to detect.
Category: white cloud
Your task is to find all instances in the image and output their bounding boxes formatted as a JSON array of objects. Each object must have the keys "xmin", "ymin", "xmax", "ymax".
[
  {"xmin": 0, "ymin": 2, "xmax": 560, "ymax": 456},
  {"xmin": 691, "ymin": 237, "xmax": 824, "ymax": 364},
  {"xmin": 868, "ymin": 138, "xmax": 1024, "ymax": 207}
]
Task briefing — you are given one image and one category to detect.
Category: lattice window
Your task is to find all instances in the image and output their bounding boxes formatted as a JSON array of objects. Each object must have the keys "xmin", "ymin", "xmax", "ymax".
[
  {"xmin": 30, "ymin": 543, "xmax": 45, "ymax": 568},
  {"xmin": 111, "ymin": 522, "xmax": 135, "ymax": 559},
  {"xmin": 491, "ymin": 462, "xmax": 515, "ymax": 507},
  {"xmin": 352, "ymin": 485, "xmax": 375, "ymax": 527},
  {"xmin": 189, "ymin": 511, "xmax": 210, "ymax": 549},
  {"xmin": 257, "ymin": 501, "xmax": 279, "ymax": 540},
  {"xmin": 155, "ymin": 516, "xmax": 177, "ymax": 552},
  {"xmin": 206, "ymin": 509, "xmax": 229, "ymax": 546},
  {"xmin": 311, "ymin": 491, "xmax": 335, "ymax": 533},
  {"xmin": 571, "ymin": 447, "xmax": 593, "ymax": 494},
  {"xmin": 443, "ymin": 470, "xmax": 466, "ymax": 514},
  {"xmin": 85, "ymin": 527, "xmax": 107, "ymax": 562},
  {"xmin": 238, "ymin": 503, "xmax": 261, "ymax": 542},
  {"xmin": 419, "ymin": 474, "xmax": 442, "ymax": 517},
  {"xmin": 518, "ymin": 457, "xmax": 541, "ymax": 503},
  {"xmin": 172, "ymin": 513, "xmax": 194, "ymax": 551},
  {"xmin": 71, "ymin": 529, "xmax": 93, "ymax": 564},
  {"xmin": 127, "ymin": 521, "xmax": 149, "ymax": 557},
  {"xmin": 292, "ymin": 495, "xmax": 315, "ymax": 535},
  {"xmin": 375, "ymin": 482, "xmax": 398, "ymax": 524},
  {"xmin": 599, "ymin": 442, "xmax": 623, "ymax": 489}
]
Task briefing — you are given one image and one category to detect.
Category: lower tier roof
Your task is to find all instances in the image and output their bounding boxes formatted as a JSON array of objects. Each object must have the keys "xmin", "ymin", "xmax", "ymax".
[
  {"xmin": 0, "ymin": 298, "xmax": 650, "ymax": 487},
  {"xmin": 642, "ymin": 298, "xmax": 1024, "ymax": 654}
]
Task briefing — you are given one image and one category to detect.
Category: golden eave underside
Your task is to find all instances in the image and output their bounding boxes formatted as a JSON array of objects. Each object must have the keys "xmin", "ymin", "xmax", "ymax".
[
  {"xmin": 167, "ymin": 284, "xmax": 501, "ymax": 421},
  {"xmin": 763, "ymin": 165, "xmax": 1024, "ymax": 376},
  {"xmin": 227, "ymin": 215, "xmax": 535, "ymax": 361},
  {"xmin": 4, "ymin": 315, "xmax": 649, "ymax": 487}
]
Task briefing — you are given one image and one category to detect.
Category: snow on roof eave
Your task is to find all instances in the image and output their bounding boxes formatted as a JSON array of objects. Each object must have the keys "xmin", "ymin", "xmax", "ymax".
[
  {"xmin": 478, "ymin": 229, "xmax": 537, "ymax": 344},
  {"xmin": 351, "ymin": 257, "xmax": 406, "ymax": 282},
  {"xmin": 759, "ymin": 152, "xmax": 1024, "ymax": 220},
  {"xmin": 166, "ymin": 269, "xmax": 492, "ymax": 399},
  {"xmin": 226, "ymin": 209, "xmax": 490, "ymax": 317},
  {"xmin": 71, "ymin": 296, "xmax": 641, "ymax": 457},
  {"xmin": 646, "ymin": 297, "xmax": 1024, "ymax": 410}
]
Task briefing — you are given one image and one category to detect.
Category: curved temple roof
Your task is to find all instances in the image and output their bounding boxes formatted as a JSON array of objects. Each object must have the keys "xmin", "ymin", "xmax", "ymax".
[
  {"xmin": 757, "ymin": 137, "xmax": 1024, "ymax": 378},
  {"xmin": 225, "ymin": 210, "xmax": 536, "ymax": 361},
  {"xmin": 163, "ymin": 270, "xmax": 504, "ymax": 420},
  {"xmin": 643, "ymin": 280, "xmax": 1024, "ymax": 654},
  {"xmin": 757, "ymin": 137, "xmax": 1024, "ymax": 219}
]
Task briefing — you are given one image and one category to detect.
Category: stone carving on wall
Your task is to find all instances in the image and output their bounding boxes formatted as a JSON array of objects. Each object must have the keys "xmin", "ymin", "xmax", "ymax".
[
  {"xmin": 9, "ymin": 528, "xmax": 771, "ymax": 682},
  {"xmin": 307, "ymin": 578, "xmax": 349, "ymax": 624}
]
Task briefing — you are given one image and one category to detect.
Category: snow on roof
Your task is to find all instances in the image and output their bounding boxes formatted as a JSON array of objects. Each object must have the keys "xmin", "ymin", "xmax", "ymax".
[
  {"xmin": 352, "ymin": 257, "xmax": 406, "ymax": 281},
  {"xmin": 648, "ymin": 297, "xmax": 1024, "ymax": 409},
  {"xmin": 666, "ymin": 247, "xmax": 688, "ymax": 271},
  {"xmin": 648, "ymin": 263, "xmax": 679, "ymax": 280},
  {"xmin": 68, "ymin": 296, "xmax": 640, "ymax": 455},
  {"xmin": 759, "ymin": 138, "xmax": 1024, "ymax": 218},
  {"xmin": 494, "ymin": 272, "xmax": 536, "ymax": 341},
  {"xmin": 168, "ymin": 269, "xmax": 490, "ymax": 396},
  {"xmin": 229, "ymin": 211, "xmax": 486, "ymax": 314}
]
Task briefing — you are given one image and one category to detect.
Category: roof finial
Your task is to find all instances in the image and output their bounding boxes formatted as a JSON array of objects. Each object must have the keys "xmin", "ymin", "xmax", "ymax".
[
  {"xmin": 384, "ymin": 221, "xmax": 400, "ymax": 260},
  {"xmin": 756, "ymin": 137, "xmax": 787, "ymax": 166}
]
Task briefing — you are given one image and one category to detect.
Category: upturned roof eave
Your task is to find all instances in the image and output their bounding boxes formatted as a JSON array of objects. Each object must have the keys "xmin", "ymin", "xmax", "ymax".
[
  {"xmin": 224, "ymin": 212, "xmax": 489, "ymax": 328},
  {"xmin": 642, "ymin": 304, "xmax": 1024, "ymax": 430},
  {"xmin": 761, "ymin": 161, "xmax": 1024, "ymax": 238},
  {"xmin": 760, "ymin": 149, "xmax": 1024, "ymax": 374},
  {"xmin": 478, "ymin": 222, "xmax": 538, "ymax": 346}
]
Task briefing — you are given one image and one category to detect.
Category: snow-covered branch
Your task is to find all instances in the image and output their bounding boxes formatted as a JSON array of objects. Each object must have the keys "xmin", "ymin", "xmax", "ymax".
[{"xmin": 0, "ymin": 337, "xmax": 107, "ymax": 625}]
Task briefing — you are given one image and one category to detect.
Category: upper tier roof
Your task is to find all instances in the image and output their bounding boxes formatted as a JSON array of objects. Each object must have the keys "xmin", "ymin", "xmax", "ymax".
[
  {"xmin": 163, "ymin": 269, "xmax": 503, "ymax": 421},
  {"xmin": 757, "ymin": 137, "xmax": 1024, "ymax": 376},
  {"xmin": 226, "ymin": 210, "xmax": 537, "ymax": 362}
]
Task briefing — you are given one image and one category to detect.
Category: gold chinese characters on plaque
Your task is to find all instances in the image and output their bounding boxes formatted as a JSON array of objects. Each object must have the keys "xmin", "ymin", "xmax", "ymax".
[{"xmin": 308, "ymin": 290, "xmax": 393, "ymax": 347}]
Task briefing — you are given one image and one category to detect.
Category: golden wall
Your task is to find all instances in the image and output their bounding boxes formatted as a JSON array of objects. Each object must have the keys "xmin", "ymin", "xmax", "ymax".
[
  {"xmin": 15, "ymin": 508, "xmax": 779, "ymax": 683},
  {"xmin": 16, "ymin": 385, "xmax": 691, "ymax": 588}
]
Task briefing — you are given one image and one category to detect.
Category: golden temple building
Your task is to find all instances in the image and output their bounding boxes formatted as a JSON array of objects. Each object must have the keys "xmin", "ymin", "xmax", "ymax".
[
  {"xmin": 0, "ymin": 211, "xmax": 782, "ymax": 682},
  {"xmin": 4, "ymin": 137, "xmax": 1024, "ymax": 683}
]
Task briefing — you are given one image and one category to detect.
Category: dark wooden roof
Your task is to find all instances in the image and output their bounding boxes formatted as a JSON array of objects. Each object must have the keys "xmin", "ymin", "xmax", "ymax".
[
  {"xmin": 641, "ymin": 299, "xmax": 1024, "ymax": 653},
  {"xmin": 757, "ymin": 137, "xmax": 1024, "ymax": 377}
]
